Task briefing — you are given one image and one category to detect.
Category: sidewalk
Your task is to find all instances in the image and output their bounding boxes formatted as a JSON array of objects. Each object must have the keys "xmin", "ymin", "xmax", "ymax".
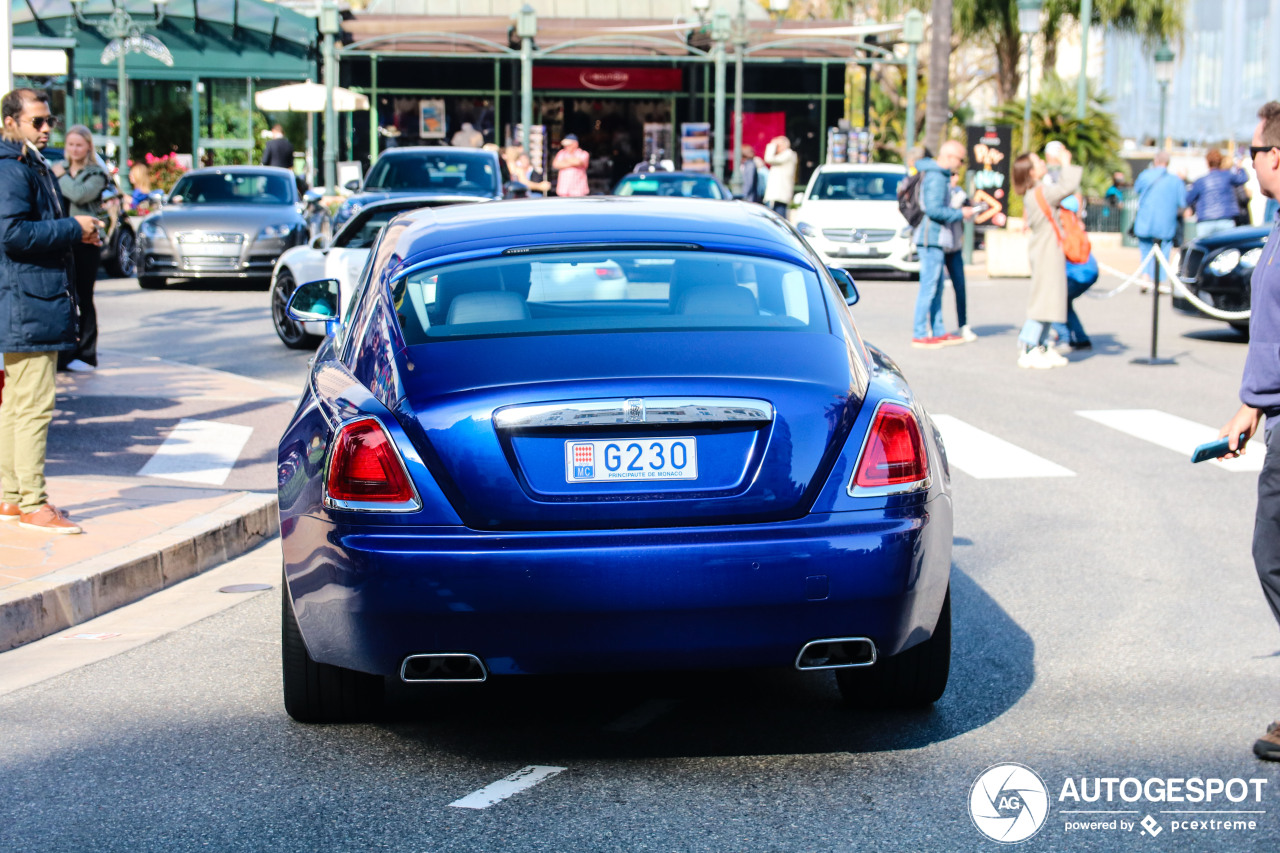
[{"xmin": 0, "ymin": 351, "xmax": 294, "ymax": 652}]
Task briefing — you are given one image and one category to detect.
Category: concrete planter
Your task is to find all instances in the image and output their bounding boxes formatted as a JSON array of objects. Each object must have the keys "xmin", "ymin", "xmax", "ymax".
[{"xmin": 985, "ymin": 227, "xmax": 1031, "ymax": 278}]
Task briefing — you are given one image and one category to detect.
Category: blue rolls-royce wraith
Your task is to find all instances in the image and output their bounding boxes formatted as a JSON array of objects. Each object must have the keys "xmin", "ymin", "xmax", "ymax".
[{"xmin": 277, "ymin": 197, "xmax": 953, "ymax": 722}]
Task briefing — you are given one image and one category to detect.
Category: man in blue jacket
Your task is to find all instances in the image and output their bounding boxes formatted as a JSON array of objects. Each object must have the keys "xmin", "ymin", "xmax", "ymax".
[
  {"xmin": 912, "ymin": 140, "xmax": 973, "ymax": 347},
  {"xmin": 1132, "ymin": 151, "xmax": 1186, "ymax": 284},
  {"xmin": 1219, "ymin": 101, "xmax": 1280, "ymax": 761},
  {"xmin": 0, "ymin": 88, "xmax": 101, "ymax": 534}
]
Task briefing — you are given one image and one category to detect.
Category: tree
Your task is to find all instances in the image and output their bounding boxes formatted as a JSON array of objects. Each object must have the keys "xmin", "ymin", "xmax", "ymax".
[{"xmin": 923, "ymin": 0, "xmax": 952, "ymax": 154}]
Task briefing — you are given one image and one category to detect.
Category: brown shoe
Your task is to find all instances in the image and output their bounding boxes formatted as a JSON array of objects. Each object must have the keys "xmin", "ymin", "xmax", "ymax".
[
  {"xmin": 1254, "ymin": 722, "xmax": 1280, "ymax": 761},
  {"xmin": 0, "ymin": 501, "xmax": 19, "ymax": 522},
  {"xmin": 17, "ymin": 504, "xmax": 82, "ymax": 535}
]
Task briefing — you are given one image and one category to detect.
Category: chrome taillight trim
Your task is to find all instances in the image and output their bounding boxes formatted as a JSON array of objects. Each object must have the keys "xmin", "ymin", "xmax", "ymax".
[
  {"xmin": 846, "ymin": 399, "xmax": 932, "ymax": 498},
  {"xmin": 493, "ymin": 397, "xmax": 774, "ymax": 429},
  {"xmin": 322, "ymin": 415, "xmax": 423, "ymax": 513}
]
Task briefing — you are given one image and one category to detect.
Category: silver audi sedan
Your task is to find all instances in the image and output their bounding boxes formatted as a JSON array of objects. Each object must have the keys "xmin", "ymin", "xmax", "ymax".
[{"xmin": 134, "ymin": 166, "xmax": 309, "ymax": 289}]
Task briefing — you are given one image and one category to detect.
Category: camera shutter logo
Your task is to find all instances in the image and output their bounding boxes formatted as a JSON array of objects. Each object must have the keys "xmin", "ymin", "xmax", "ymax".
[{"xmin": 969, "ymin": 763, "xmax": 1050, "ymax": 844}]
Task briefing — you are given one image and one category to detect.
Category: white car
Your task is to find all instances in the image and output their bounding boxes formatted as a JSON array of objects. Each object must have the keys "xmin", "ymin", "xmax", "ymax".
[
  {"xmin": 270, "ymin": 196, "xmax": 484, "ymax": 348},
  {"xmin": 793, "ymin": 164, "xmax": 920, "ymax": 277}
]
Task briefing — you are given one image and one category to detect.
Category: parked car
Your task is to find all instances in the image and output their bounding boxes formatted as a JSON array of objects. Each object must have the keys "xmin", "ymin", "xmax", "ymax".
[
  {"xmin": 276, "ymin": 197, "xmax": 953, "ymax": 723},
  {"xmin": 332, "ymin": 147, "xmax": 504, "ymax": 229},
  {"xmin": 612, "ymin": 171, "xmax": 732, "ymax": 200},
  {"xmin": 793, "ymin": 164, "xmax": 920, "ymax": 277},
  {"xmin": 1173, "ymin": 224, "xmax": 1268, "ymax": 334},
  {"xmin": 270, "ymin": 195, "xmax": 487, "ymax": 348},
  {"xmin": 134, "ymin": 166, "xmax": 309, "ymax": 289}
]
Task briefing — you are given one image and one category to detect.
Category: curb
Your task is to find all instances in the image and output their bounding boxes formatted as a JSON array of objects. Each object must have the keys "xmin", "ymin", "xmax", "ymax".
[{"xmin": 0, "ymin": 492, "xmax": 279, "ymax": 652}]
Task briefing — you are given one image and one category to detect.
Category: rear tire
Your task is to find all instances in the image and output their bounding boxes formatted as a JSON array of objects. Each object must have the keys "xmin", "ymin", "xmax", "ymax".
[
  {"xmin": 272, "ymin": 269, "xmax": 322, "ymax": 349},
  {"xmin": 282, "ymin": 578, "xmax": 384, "ymax": 723},
  {"xmin": 138, "ymin": 275, "xmax": 164, "ymax": 290},
  {"xmin": 836, "ymin": 587, "xmax": 950, "ymax": 708}
]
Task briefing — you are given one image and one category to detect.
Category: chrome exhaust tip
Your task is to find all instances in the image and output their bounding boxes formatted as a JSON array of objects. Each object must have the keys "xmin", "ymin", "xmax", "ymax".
[
  {"xmin": 400, "ymin": 653, "xmax": 488, "ymax": 683},
  {"xmin": 794, "ymin": 637, "xmax": 877, "ymax": 671}
]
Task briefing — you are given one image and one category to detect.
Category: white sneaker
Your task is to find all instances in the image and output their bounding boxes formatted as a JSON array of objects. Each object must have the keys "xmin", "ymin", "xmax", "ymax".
[
  {"xmin": 1041, "ymin": 346, "xmax": 1069, "ymax": 366},
  {"xmin": 959, "ymin": 325, "xmax": 978, "ymax": 342},
  {"xmin": 1017, "ymin": 347, "xmax": 1052, "ymax": 369},
  {"xmin": 65, "ymin": 359, "xmax": 95, "ymax": 373}
]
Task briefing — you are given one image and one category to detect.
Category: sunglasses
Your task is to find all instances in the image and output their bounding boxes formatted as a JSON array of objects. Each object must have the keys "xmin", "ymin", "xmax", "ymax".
[
  {"xmin": 1251, "ymin": 145, "xmax": 1277, "ymax": 160},
  {"xmin": 23, "ymin": 116, "xmax": 57, "ymax": 131}
]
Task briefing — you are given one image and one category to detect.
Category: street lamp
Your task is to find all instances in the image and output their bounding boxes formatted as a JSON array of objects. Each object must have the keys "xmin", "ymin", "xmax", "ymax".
[
  {"xmin": 710, "ymin": 7, "xmax": 731, "ymax": 181},
  {"xmin": 1076, "ymin": 0, "xmax": 1093, "ymax": 119},
  {"xmin": 1153, "ymin": 40, "xmax": 1175, "ymax": 149},
  {"xmin": 767, "ymin": 0, "xmax": 790, "ymax": 17},
  {"xmin": 730, "ymin": 0, "xmax": 750, "ymax": 195},
  {"xmin": 515, "ymin": 4, "xmax": 537, "ymax": 156},
  {"xmin": 320, "ymin": 0, "xmax": 340, "ymax": 194},
  {"xmin": 902, "ymin": 9, "xmax": 924, "ymax": 157},
  {"xmin": 1016, "ymin": 0, "xmax": 1044, "ymax": 153},
  {"xmin": 69, "ymin": 0, "xmax": 173, "ymax": 191}
]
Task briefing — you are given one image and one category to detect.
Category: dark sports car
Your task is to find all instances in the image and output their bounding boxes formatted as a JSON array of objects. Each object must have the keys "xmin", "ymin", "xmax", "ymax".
[
  {"xmin": 277, "ymin": 197, "xmax": 953, "ymax": 723},
  {"xmin": 333, "ymin": 147, "xmax": 503, "ymax": 229},
  {"xmin": 1174, "ymin": 224, "xmax": 1270, "ymax": 333}
]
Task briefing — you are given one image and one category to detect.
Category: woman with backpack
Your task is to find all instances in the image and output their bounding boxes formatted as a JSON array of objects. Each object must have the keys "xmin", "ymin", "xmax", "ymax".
[{"xmin": 1011, "ymin": 145, "xmax": 1083, "ymax": 369}]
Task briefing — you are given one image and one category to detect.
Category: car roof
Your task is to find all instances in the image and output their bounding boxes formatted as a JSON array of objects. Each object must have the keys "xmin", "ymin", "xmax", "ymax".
[
  {"xmin": 181, "ymin": 165, "xmax": 296, "ymax": 176},
  {"xmin": 375, "ymin": 146, "xmax": 495, "ymax": 158},
  {"xmin": 814, "ymin": 164, "xmax": 907, "ymax": 173},
  {"xmin": 619, "ymin": 172, "xmax": 719, "ymax": 179},
  {"xmin": 387, "ymin": 197, "xmax": 808, "ymax": 269}
]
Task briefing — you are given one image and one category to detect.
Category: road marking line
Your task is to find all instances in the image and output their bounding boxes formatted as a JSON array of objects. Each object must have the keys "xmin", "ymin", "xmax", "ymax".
[
  {"xmin": 137, "ymin": 418, "xmax": 254, "ymax": 485},
  {"xmin": 448, "ymin": 766, "xmax": 567, "ymax": 809},
  {"xmin": 1076, "ymin": 409, "xmax": 1264, "ymax": 472},
  {"xmin": 931, "ymin": 414, "xmax": 1076, "ymax": 479},
  {"xmin": 603, "ymin": 699, "xmax": 681, "ymax": 733}
]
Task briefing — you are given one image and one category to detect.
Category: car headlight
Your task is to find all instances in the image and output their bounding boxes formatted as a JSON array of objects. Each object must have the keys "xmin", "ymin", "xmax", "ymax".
[
  {"xmin": 1241, "ymin": 248, "xmax": 1263, "ymax": 269},
  {"xmin": 257, "ymin": 224, "xmax": 294, "ymax": 240},
  {"xmin": 796, "ymin": 221, "xmax": 819, "ymax": 238},
  {"xmin": 1207, "ymin": 249, "xmax": 1241, "ymax": 276},
  {"xmin": 137, "ymin": 219, "xmax": 165, "ymax": 241}
]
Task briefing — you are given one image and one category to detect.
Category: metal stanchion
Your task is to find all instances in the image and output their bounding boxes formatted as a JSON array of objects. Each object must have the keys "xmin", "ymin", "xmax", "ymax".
[{"xmin": 1131, "ymin": 238, "xmax": 1177, "ymax": 365}]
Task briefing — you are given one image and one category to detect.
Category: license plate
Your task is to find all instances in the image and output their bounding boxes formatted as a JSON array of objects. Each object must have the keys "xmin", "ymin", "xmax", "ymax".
[
  {"xmin": 565, "ymin": 437, "xmax": 698, "ymax": 482},
  {"xmin": 845, "ymin": 244, "xmax": 875, "ymax": 256}
]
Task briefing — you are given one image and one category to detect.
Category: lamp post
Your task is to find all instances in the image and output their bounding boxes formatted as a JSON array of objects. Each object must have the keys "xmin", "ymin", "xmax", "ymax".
[
  {"xmin": 1154, "ymin": 40, "xmax": 1175, "ymax": 150},
  {"xmin": 710, "ymin": 7, "xmax": 730, "ymax": 182},
  {"xmin": 68, "ymin": 0, "xmax": 173, "ymax": 191},
  {"xmin": 516, "ymin": 4, "xmax": 537, "ymax": 156},
  {"xmin": 902, "ymin": 9, "xmax": 924, "ymax": 156},
  {"xmin": 320, "ymin": 0, "xmax": 340, "ymax": 194},
  {"xmin": 730, "ymin": 0, "xmax": 750, "ymax": 195},
  {"xmin": 1017, "ymin": 0, "xmax": 1044, "ymax": 152},
  {"xmin": 1076, "ymin": 0, "xmax": 1092, "ymax": 119}
]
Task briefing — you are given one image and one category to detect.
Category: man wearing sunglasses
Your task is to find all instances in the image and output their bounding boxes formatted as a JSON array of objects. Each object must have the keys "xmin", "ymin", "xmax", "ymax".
[
  {"xmin": 0, "ymin": 88, "xmax": 102, "ymax": 535},
  {"xmin": 1219, "ymin": 100, "xmax": 1280, "ymax": 761}
]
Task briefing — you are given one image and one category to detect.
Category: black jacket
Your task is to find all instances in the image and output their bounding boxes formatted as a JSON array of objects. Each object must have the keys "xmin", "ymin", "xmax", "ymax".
[
  {"xmin": 0, "ymin": 139, "xmax": 81, "ymax": 352},
  {"xmin": 262, "ymin": 136, "xmax": 295, "ymax": 169}
]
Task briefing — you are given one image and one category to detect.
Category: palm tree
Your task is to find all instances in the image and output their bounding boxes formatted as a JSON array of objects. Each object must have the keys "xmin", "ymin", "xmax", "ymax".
[{"xmin": 923, "ymin": 0, "xmax": 952, "ymax": 153}]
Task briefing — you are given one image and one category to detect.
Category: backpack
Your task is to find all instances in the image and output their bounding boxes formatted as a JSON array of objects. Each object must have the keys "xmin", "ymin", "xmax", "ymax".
[
  {"xmin": 897, "ymin": 170, "xmax": 925, "ymax": 228},
  {"xmin": 1034, "ymin": 187, "xmax": 1091, "ymax": 264}
]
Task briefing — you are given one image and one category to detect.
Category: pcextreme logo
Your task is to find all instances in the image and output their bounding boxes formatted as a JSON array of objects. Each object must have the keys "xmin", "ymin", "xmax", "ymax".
[{"xmin": 969, "ymin": 763, "xmax": 1271, "ymax": 844}]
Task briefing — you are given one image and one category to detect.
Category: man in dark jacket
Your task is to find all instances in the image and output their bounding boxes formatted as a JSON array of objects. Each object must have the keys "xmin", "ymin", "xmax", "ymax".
[
  {"xmin": 0, "ymin": 88, "xmax": 101, "ymax": 534},
  {"xmin": 261, "ymin": 125, "xmax": 295, "ymax": 170},
  {"xmin": 911, "ymin": 140, "xmax": 973, "ymax": 347}
]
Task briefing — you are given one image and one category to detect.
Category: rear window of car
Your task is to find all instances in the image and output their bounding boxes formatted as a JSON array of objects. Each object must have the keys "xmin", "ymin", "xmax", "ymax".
[
  {"xmin": 390, "ymin": 249, "xmax": 828, "ymax": 342},
  {"xmin": 809, "ymin": 171, "xmax": 904, "ymax": 201},
  {"xmin": 363, "ymin": 153, "xmax": 498, "ymax": 196}
]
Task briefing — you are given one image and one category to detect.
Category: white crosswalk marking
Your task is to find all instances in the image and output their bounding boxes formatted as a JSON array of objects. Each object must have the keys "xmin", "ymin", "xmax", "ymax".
[
  {"xmin": 931, "ymin": 414, "xmax": 1076, "ymax": 479},
  {"xmin": 1076, "ymin": 409, "xmax": 1263, "ymax": 472},
  {"xmin": 137, "ymin": 419, "xmax": 254, "ymax": 485}
]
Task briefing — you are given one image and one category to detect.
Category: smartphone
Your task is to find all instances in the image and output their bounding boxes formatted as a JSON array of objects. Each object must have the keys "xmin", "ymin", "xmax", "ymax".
[
  {"xmin": 1190, "ymin": 433, "xmax": 1249, "ymax": 463},
  {"xmin": 971, "ymin": 202, "xmax": 991, "ymax": 215}
]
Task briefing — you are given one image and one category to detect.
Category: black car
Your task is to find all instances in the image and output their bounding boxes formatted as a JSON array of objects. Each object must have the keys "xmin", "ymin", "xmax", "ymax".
[
  {"xmin": 1174, "ymin": 225, "xmax": 1269, "ymax": 334},
  {"xmin": 612, "ymin": 171, "xmax": 733, "ymax": 199},
  {"xmin": 332, "ymin": 147, "xmax": 503, "ymax": 229}
]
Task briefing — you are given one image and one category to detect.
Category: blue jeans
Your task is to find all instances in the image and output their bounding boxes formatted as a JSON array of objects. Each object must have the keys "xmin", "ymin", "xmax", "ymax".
[
  {"xmin": 944, "ymin": 250, "xmax": 967, "ymax": 328},
  {"xmin": 1195, "ymin": 218, "xmax": 1236, "ymax": 239},
  {"xmin": 1018, "ymin": 319, "xmax": 1050, "ymax": 350},
  {"xmin": 913, "ymin": 246, "xmax": 946, "ymax": 339},
  {"xmin": 1050, "ymin": 277, "xmax": 1095, "ymax": 345}
]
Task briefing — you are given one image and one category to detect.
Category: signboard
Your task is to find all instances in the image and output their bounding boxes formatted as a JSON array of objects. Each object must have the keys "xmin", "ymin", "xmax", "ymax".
[
  {"xmin": 966, "ymin": 125, "xmax": 1012, "ymax": 227},
  {"xmin": 966, "ymin": 125, "xmax": 1012, "ymax": 226},
  {"xmin": 532, "ymin": 67, "xmax": 683, "ymax": 92},
  {"xmin": 680, "ymin": 122, "xmax": 711, "ymax": 172},
  {"xmin": 419, "ymin": 99, "xmax": 446, "ymax": 139}
]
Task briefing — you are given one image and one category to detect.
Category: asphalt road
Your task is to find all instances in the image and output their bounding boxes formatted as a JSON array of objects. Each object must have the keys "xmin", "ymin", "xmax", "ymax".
[{"xmin": 2, "ymin": 269, "xmax": 1280, "ymax": 851}]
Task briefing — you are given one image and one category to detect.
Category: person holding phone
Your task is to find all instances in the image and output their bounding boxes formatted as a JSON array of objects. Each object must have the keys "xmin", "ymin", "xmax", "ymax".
[
  {"xmin": 1217, "ymin": 100, "xmax": 1280, "ymax": 761},
  {"xmin": 0, "ymin": 88, "xmax": 102, "ymax": 535}
]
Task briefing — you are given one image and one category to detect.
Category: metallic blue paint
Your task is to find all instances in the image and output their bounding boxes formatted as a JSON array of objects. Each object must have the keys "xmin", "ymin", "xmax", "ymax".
[{"xmin": 277, "ymin": 198, "xmax": 952, "ymax": 679}]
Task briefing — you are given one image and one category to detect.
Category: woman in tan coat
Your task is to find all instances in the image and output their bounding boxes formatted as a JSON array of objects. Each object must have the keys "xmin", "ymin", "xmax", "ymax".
[{"xmin": 1012, "ymin": 148, "xmax": 1083, "ymax": 369}]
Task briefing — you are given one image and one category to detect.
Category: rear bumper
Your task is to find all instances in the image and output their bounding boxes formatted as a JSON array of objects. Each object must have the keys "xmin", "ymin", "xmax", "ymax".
[{"xmin": 283, "ymin": 500, "xmax": 952, "ymax": 677}]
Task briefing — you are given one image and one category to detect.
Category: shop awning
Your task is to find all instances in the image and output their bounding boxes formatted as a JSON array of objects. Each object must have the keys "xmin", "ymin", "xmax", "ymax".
[{"xmin": 255, "ymin": 82, "xmax": 370, "ymax": 112}]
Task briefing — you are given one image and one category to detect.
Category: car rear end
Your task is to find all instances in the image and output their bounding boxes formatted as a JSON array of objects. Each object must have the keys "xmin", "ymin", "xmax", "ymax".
[{"xmin": 278, "ymin": 208, "xmax": 951, "ymax": 718}]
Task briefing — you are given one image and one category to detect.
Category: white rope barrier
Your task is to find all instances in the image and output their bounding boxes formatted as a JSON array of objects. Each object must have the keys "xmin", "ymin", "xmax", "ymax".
[{"xmin": 1089, "ymin": 245, "xmax": 1252, "ymax": 322}]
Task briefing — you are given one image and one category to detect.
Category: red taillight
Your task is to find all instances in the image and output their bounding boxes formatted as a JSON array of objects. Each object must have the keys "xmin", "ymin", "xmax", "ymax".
[
  {"xmin": 594, "ymin": 266, "xmax": 621, "ymax": 279},
  {"xmin": 853, "ymin": 404, "xmax": 929, "ymax": 490},
  {"xmin": 326, "ymin": 419, "xmax": 416, "ymax": 505}
]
